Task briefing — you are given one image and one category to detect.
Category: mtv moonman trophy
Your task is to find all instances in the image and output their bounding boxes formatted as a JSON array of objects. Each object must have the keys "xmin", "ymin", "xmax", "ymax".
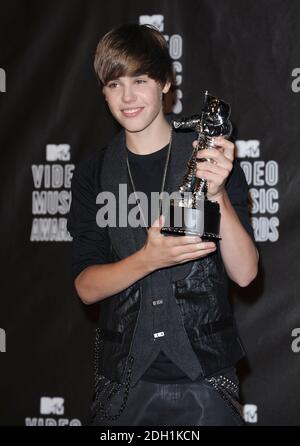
[{"xmin": 161, "ymin": 91, "xmax": 232, "ymax": 240}]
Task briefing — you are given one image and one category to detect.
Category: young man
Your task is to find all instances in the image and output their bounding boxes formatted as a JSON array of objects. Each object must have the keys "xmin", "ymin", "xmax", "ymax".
[{"xmin": 67, "ymin": 24, "xmax": 258, "ymax": 426}]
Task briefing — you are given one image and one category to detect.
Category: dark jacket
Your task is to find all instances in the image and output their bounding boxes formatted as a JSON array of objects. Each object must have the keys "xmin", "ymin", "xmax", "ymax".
[{"xmin": 94, "ymin": 129, "xmax": 245, "ymax": 389}]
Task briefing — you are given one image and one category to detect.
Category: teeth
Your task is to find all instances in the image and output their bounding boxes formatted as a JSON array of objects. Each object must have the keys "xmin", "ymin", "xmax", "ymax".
[{"xmin": 123, "ymin": 108, "xmax": 141, "ymax": 113}]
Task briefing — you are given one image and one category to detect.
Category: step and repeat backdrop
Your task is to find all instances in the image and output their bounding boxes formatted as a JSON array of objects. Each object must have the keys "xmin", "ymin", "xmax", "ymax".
[{"xmin": 0, "ymin": 0, "xmax": 299, "ymax": 426}]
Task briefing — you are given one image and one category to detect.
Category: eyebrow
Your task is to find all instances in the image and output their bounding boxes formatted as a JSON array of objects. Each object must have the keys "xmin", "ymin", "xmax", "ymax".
[{"xmin": 106, "ymin": 74, "xmax": 148, "ymax": 83}]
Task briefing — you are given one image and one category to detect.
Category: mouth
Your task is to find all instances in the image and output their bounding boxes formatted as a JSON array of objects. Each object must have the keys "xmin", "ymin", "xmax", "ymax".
[{"xmin": 121, "ymin": 107, "xmax": 144, "ymax": 118}]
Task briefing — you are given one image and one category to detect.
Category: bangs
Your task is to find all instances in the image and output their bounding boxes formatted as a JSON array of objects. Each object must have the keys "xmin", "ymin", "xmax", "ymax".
[{"xmin": 101, "ymin": 55, "xmax": 144, "ymax": 85}]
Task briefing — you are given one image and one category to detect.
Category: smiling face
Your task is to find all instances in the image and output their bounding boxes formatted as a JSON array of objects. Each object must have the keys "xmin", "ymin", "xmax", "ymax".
[{"xmin": 102, "ymin": 75, "xmax": 170, "ymax": 134}]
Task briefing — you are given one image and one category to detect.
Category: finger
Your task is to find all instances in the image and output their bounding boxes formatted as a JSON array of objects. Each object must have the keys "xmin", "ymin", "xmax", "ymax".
[
  {"xmin": 193, "ymin": 137, "xmax": 232, "ymax": 150},
  {"xmin": 196, "ymin": 149, "xmax": 232, "ymax": 168},
  {"xmin": 214, "ymin": 137, "xmax": 234, "ymax": 161},
  {"xmin": 214, "ymin": 136, "xmax": 233, "ymax": 147},
  {"xmin": 195, "ymin": 137, "xmax": 234, "ymax": 163},
  {"xmin": 196, "ymin": 157, "xmax": 232, "ymax": 174},
  {"xmin": 147, "ymin": 215, "xmax": 165, "ymax": 237},
  {"xmin": 178, "ymin": 246, "xmax": 217, "ymax": 263},
  {"xmin": 192, "ymin": 139, "xmax": 199, "ymax": 149},
  {"xmin": 196, "ymin": 161, "xmax": 232, "ymax": 178},
  {"xmin": 170, "ymin": 235, "xmax": 202, "ymax": 246},
  {"xmin": 175, "ymin": 241, "xmax": 216, "ymax": 256},
  {"xmin": 195, "ymin": 169, "xmax": 224, "ymax": 184},
  {"xmin": 164, "ymin": 234, "xmax": 200, "ymax": 248},
  {"xmin": 196, "ymin": 150, "xmax": 222, "ymax": 166},
  {"xmin": 192, "ymin": 139, "xmax": 221, "ymax": 150},
  {"xmin": 188, "ymin": 241, "xmax": 216, "ymax": 252}
]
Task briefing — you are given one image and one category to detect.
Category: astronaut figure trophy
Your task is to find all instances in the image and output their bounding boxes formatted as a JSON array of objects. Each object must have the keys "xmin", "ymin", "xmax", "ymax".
[{"xmin": 161, "ymin": 91, "xmax": 232, "ymax": 240}]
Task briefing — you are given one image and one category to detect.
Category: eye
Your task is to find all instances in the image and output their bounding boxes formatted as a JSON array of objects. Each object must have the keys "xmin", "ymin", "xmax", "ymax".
[
  {"xmin": 135, "ymin": 79, "xmax": 147, "ymax": 84},
  {"xmin": 107, "ymin": 81, "xmax": 119, "ymax": 89}
]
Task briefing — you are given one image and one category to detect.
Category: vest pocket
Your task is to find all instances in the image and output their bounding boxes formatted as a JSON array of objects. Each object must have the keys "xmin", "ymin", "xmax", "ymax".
[
  {"xmin": 174, "ymin": 278, "xmax": 223, "ymax": 328},
  {"xmin": 174, "ymin": 277, "xmax": 245, "ymax": 374}
]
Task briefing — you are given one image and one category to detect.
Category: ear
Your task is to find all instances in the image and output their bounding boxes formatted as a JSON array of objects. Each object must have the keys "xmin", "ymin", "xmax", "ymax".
[
  {"xmin": 102, "ymin": 86, "xmax": 107, "ymax": 101},
  {"xmin": 162, "ymin": 81, "xmax": 171, "ymax": 94}
]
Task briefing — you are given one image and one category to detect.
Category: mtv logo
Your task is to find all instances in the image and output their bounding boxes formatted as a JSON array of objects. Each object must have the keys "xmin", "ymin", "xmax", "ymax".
[
  {"xmin": 235, "ymin": 140, "xmax": 260, "ymax": 158},
  {"xmin": 139, "ymin": 15, "xmax": 164, "ymax": 32},
  {"xmin": 40, "ymin": 397, "xmax": 64, "ymax": 415},
  {"xmin": 0, "ymin": 68, "xmax": 6, "ymax": 93},
  {"xmin": 46, "ymin": 144, "xmax": 70, "ymax": 162},
  {"xmin": 243, "ymin": 404, "xmax": 258, "ymax": 423},
  {"xmin": 0, "ymin": 328, "xmax": 6, "ymax": 352}
]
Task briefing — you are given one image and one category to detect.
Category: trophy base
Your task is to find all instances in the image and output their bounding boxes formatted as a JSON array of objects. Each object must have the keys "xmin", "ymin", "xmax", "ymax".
[{"xmin": 161, "ymin": 199, "xmax": 221, "ymax": 240}]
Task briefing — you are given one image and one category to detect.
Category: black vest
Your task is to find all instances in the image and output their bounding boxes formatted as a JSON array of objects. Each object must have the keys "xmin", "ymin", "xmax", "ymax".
[{"xmin": 97, "ymin": 130, "xmax": 245, "ymax": 389}]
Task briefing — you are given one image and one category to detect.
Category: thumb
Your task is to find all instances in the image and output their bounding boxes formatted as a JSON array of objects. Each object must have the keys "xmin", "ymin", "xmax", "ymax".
[{"xmin": 151, "ymin": 214, "xmax": 165, "ymax": 228}]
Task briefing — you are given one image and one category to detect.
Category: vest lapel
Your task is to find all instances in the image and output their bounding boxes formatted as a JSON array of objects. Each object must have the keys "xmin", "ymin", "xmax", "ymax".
[
  {"xmin": 100, "ymin": 128, "xmax": 196, "ymax": 280},
  {"xmin": 101, "ymin": 131, "xmax": 146, "ymax": 260}
]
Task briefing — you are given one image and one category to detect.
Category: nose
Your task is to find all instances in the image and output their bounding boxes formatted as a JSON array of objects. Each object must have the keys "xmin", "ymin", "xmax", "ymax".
[{"xmin": 122, "ymin": 84, "xmax": 137, "ymax": 103}]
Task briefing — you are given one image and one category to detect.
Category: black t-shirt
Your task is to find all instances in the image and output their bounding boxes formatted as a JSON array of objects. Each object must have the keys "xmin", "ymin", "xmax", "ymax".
[
  {"xmin": 68, "ymin": 142, "xmax": 255, "ymax": 384},
  {"xmin": 126, "ymin": 143, "xmax": 169, "ymax": 226}
]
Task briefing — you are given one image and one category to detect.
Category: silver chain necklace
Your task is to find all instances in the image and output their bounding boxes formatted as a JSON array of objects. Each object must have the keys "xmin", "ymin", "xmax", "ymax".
[{"xmin": 126, "ymin": 131, "xmax": 173, "ymax": 230}]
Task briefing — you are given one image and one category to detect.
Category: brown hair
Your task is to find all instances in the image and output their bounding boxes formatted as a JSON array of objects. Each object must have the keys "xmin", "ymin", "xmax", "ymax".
[{"xmin": 94, "ymin": 24, "xmax": 173, "ymax": 87}]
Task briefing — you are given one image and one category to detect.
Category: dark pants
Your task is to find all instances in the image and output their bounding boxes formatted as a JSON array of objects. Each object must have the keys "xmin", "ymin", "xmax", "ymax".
[{"xmin": 89, "ymin": 369, "xmax": 245, "ymax": 426}]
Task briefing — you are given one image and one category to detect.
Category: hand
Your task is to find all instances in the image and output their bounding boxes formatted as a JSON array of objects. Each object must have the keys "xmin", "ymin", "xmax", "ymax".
[
  {"xmin": 194, "ymin": 136, "xmax": 234, "ymax": 200},
  {"xmin": 142, "ymin": 214, "xmax": 217, "ymax": 272}
]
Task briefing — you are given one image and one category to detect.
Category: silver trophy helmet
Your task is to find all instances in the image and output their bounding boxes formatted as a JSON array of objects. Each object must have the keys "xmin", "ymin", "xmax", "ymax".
[
  {"xmin": 172, "ymin": 91, "xmax": 232, "ymax": 138},
  {"xmin": 201, "ymin": 92, "xmax": 232, "ymax": 138}
]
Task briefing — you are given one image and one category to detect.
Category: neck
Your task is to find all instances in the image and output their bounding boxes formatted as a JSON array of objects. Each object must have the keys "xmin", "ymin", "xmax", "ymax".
[{"xmin": 126, "ymin": 112, "xmax": 171, "ymax": 155}]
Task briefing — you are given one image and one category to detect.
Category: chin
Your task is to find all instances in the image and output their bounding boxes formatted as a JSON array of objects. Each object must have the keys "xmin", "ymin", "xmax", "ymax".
[
  {"xmin": 122, "ymin": 119, "xmax": 150, "ymax": 134},
  {"xmin": 124, "ymin": 126, "xmax": 146, "ymax": 134}
]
